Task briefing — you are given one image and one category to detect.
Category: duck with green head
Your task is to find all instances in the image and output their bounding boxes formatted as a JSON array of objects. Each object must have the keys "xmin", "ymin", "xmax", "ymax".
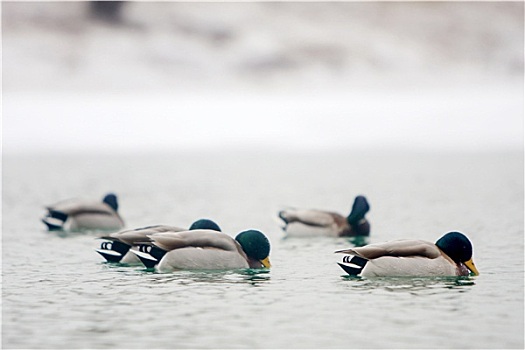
[
  {"xmin": 336, "ymin": 231, "xmax": 479, "ymax": 277},
  {"xmin": 42, "ymin": 193, "xmax": 125, "ymax": 232},
  {"xmin": 279, "ymin": 195, "xmax": 370, "ymax": 237},
  {"xmin": 95, "ymin": 219, "xmax": 221, "ymax": 264},
  {"xmin": 133, "ymin": 229, "xmax": 271, "ymax": 272}
]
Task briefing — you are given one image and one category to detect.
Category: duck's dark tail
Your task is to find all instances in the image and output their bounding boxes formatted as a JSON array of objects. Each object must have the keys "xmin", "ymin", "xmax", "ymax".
[
  {"xmin": 42, "ymin": 210, "xmax": 68, "ymax": 231},
  {"xmin": 95, "ymin": 240, "xmax": 131, "ymax": 263},
  {"xmin": 132, "ymin": 245, "xmax": 167, "ymax": 268},
  {"xmin": 337, "ymin": 254, "xmax": 368, "ymax": 276}
]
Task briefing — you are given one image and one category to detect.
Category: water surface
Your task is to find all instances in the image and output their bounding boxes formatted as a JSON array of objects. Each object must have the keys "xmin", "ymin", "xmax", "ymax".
[{"xmin": 2, "ymin": 151, "xmax": 523, "ymax": 348}]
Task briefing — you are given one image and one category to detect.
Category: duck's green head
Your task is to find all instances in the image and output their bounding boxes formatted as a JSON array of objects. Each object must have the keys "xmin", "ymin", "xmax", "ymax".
[
  {"xmin": 102, "ymin": 193, "xmax": 118, "ymax": 212},
  {"xmin": 346, "ymin": 195, "xmax": 370, "ymax": 225},
  {"xmin": 189, "ymin": 219, "xmax": 221, "ymax": 232},
  {"xmin": 436, "ymin": 231, "xmax": 479, "ymax": 276},
  {"xmin": 235, "ymin": 230, "xmax": 271, "ymax": 268}
]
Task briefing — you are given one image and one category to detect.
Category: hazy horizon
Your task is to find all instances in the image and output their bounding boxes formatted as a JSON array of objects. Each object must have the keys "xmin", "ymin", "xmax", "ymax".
[{"xmin": 2, "ymin": 2, "xmax": 523, "ymax": 155}]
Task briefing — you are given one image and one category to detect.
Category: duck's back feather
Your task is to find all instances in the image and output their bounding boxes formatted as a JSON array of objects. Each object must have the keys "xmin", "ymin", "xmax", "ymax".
[
  {"xmin": 150, "ymin": 230, "xmax": 250, "ymax": 271},
  {"xmin": 101, "ymin": 225, "xmax": 184, "ymax": 246},
  {"xmin": 149, "ymin": 230, "xmax": 240, "ymax": 253},
  {"xmin": 280, "ymin": 209, "xmax": 343, "ymax": 227},
  {"xmin": 47, "ymin": 199, "xmax": 116, "ymax": 216},
  {"xmin": 337, "ymin": 239, "xmax": 441, "ymax": 260}
]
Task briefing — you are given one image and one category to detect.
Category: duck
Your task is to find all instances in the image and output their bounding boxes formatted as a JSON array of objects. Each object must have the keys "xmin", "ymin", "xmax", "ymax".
[
  {"xmin": 95, "ymin": 219, "xmax": 221, "ymax": 264},
  {"xmin": 335, "ymin": 231, "xmax": 479, "ymax": 277},
  {"xmin": 278, "ymin": 195, "xmax": 370, "ymax": 237},
  {"xmin": 41, "ymin": 193, "xmax": 125, "ymax": 232},
  {"xmin": 131, "ymin": 229, "xmax": 271, "ymax": 271}
]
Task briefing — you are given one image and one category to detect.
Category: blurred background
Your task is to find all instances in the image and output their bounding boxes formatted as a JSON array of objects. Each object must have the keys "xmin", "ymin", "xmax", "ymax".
[{"xmin": 2, "ymin": 1, "xmax": 524, "ymax": 154}]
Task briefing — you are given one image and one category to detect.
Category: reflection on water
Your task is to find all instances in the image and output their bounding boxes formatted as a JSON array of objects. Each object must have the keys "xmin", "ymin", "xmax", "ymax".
[
  {"xmin": 341, "ymin": 275, "xmax": 476, "ymax": 294},
  {"xmin": 103, "ymin": 265, "xmax": 273, "ymax": 286},
  {"xmin": 280, "ymin": 234, "xmax": 369, "ymax": 246},
  {"xmin": 345, "ymin": 235, "xmax": 370, "ymax": 247}
]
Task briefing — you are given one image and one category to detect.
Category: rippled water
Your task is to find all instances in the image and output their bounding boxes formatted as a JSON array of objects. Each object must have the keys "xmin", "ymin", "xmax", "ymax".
[{"xmin": 2, "ymin": 151, "xmax": 524, "ymax": 349}]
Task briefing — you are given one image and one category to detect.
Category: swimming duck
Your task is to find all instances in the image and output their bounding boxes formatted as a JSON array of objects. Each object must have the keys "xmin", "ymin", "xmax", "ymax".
[
  {"xmin": 335, "ymin": 231, "xmax": 479, "ymax": 277},
  {"xmin": 278, "ymin": 195, "xmax": 370, "ymax": 237},
  {"xmin": 131, "ymin": 229, "xmax": 271, "ymax": 271},
  {"xmin": 95, "ymin": 219, "xmax": 221, "ymax": 264},
  {"xmin": 42, "ymin": 193, "xmax": 125, "ymax": 232}
]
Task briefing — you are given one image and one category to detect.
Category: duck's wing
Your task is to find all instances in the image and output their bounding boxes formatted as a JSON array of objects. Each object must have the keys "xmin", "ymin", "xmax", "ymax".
[
  {"xmin": 148, "ymin": 230, "xmax": 239, "ymax": 252},
  {"xmin": 336, "ymin": 239, "xmax": 441, "ymax": 259},
  {"xmin": 45, "ymin": 198, "xmax": 78, "ymax": 212},
  {"xmin": 100, "ymin": 225, "xmax": 184, "ymax": 246},
  {"xmin": 47, "ymin": 199, "xmax": 115, "ymax": 216},
  {"xmin": 279, "ymin": 209, "xmax": 343, "ymax": 227}
]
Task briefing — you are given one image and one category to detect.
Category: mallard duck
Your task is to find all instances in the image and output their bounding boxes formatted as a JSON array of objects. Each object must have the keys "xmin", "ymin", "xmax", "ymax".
[
  {"xmin": 95, "ymin": 219, "xmax": 221, "ymax": 264},
  {"xmin": 335, "ymin": 231, "xmax": 479, "ymax": 277},
  {"xmin": 41, "ymin": 193, "xmax": 124, "ymax": 232},
  {"xmin": 278, "ymin": 195, "xmax": 370, "ymax": 237},
  {"xmin": 131, "ymin": 229, "xmax": 271, "ymax": 271}
]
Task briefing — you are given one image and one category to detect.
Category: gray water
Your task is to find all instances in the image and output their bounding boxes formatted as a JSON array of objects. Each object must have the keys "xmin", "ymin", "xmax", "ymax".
[{"xmin": 2, "ymin": 151, "xmax": 524, "ymax": 349}]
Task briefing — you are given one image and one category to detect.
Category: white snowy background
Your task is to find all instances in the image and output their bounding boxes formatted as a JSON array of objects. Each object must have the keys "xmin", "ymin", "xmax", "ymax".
[{"xmin": 3, "ymin": 2, "xmax": 523, "ymax": 154}]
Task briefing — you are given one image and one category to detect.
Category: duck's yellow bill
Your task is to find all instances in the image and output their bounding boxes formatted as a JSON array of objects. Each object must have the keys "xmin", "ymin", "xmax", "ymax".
[
  {"xmin": 465, "ymin": 258, "xmax": 479, "ymax": 276},
  {"xmin": 260, "ymin": 257, "xmax": 271, "ymax": 268}
]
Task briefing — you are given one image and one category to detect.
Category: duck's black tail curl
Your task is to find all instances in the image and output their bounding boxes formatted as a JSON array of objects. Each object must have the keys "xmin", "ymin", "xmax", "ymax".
[
  {"xmin": 42, "ymin": 210, "xmax": 68, "ymax": 231},
  {"xmin": 337, "ymin": 254, "xmax": 368, "ymax": 276},
  {"xmin": 133, "ymin": 245, "xmax": 167, "ymax": 268},
  {"xmin": 95, "ymin": 240, "xmax": 131, "ymax": 263}
]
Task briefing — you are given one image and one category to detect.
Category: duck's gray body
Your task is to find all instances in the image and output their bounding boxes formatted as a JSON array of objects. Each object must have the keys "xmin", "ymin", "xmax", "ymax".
[
  {"xmin": 42, "ymin": 196, "xmax": 124, "ymax": 232},
  {"xmin": 338, "ymin": 242, "xmax": 458, "ymax": 277},
  {"xmin": 157, "ymin": 246, "xmax": 251, "ymax": 271},
  {"xmin": 279, "ymin": 195, "xmax": 371, "ymax": 238},
  {"xmin": 126, "ymin": 229, "xmax": 271, "ymax": 271},
  {"xmin": 279, "ymin": 209, "xmax": 353, "ymax": 237},
  {"xmin": 279, "ymin": 208, "xmax": 370, "ymax": 237},
  {"xmin": 147, "ymin": 230, "xmax": 252, "ymax": 272}
]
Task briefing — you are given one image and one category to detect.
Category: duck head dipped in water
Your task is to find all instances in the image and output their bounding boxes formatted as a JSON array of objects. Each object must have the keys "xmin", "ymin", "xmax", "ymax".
[
  {"xmin": 131, "ymin": 228, "xmax": 271, "ymax": 272},
  {"xmin": 95, "ymin": 218, "xmax": 222, "ymax": 265},
  {"xmin": 336, "ymin": 231, "xmax": 479, "ymax": 277}
]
